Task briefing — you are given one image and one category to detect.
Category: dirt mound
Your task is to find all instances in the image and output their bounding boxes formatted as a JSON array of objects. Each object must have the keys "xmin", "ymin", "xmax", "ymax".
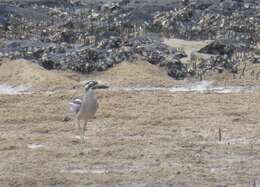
[
  {"xmin": 0, "ymin": 59, "xmax": 77, "ymax": 90},
  {"xmin": 86, "ymin": 60, "xmax": 175, "ymax": 87},
  {"xmin": 0, "ymin": 58, "xmax": 176, "ymax": 91}
]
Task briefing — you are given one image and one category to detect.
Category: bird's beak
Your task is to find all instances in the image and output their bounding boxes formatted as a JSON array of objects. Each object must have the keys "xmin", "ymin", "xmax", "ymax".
[{"xmin": 93, "ymin": 84, "xmax": 109, "ymax": 89}]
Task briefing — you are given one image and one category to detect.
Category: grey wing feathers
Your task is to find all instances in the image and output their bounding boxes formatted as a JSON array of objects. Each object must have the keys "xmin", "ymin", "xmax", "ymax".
[{"xmin": 69, "ymin": 98, "xmax": 82, "ymax": 113}]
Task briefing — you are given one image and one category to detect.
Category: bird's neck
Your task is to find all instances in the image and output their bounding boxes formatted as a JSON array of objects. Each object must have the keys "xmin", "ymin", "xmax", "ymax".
[{"xmin": 84, "ymin": 88, "xmax": 95, "ymax": 98}]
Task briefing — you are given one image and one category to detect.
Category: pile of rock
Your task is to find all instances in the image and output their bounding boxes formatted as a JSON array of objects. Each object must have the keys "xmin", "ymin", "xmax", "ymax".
[
  {"xmin": 151, "ymin": 0, "xmax": 260, "ymax": 46},
  {"xmin": 192, "ymin": 40, "xmax": 254, "ymax": 75},
  {"xmin": 0, "ymin": 0, "xmax": 259, "ymax": 80},
  {"xmin": 126, "ymin": 35, "xmax": 188, "ymax": 79},
  {"xmin": 0, "ymin": 33, "xmax": 189, "ymax": 79}
]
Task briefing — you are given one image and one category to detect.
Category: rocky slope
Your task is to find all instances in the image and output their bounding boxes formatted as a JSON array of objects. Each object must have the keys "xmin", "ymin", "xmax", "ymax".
[{"xmin": 0, "ymin": 0, "xmax": 259, "ymax": 80}]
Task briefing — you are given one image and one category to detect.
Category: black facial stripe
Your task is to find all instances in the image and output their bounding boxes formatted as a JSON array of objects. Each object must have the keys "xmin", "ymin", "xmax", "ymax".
[{"xmin": 85, "ymin": 81, "xmax": 97, "ymax": 87}]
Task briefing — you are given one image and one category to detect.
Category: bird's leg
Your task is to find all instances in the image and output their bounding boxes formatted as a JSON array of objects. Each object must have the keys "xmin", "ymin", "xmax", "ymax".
[
  {"xmin": 78, "ymin": 120, "xmax": 84, "ymax": 144},
  {"xmin": 82, "ymin": 120, "xmax": 87, "ymax": 144},
  {"xmin": 77, "ymin": 119, "xmax": 81, "ymax": 134},
  {"xmin": 80, "ymin": 130, "xmax": 84, "ymax": 144}
]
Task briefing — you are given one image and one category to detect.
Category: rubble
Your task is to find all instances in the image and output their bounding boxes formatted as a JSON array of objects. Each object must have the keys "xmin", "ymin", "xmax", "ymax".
[
  {"xmin": 0, "ymin": 0, "xmax": 259, "ymax": 80},
  {"xmin": 0, "ymin": 34, "xmax": 186, "ymax": 78},
  {"xmin": 197, "ymin": 55, "xmax": 238, "ymax": 74},
  {"xmin": 160, "ymin": 57, "xmax": 188, "ymax": 80},
  {"xmin": 198, "ymin": 40, "xmax": 235, "ymax": 56}
]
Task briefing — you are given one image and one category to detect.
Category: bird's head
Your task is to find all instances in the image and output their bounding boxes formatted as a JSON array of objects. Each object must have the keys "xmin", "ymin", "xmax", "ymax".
[
  {"xmin": 84, "ymin": 80, "xmax": 98, "ymax": 91},
  {"xmin": 84, "ymin": 80, "xmax": 109, "ymax": 91}
]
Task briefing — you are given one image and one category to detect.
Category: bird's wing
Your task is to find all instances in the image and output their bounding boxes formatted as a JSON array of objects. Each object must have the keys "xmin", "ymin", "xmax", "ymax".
[{"xmin": 69, "ymin": 98, "xmax": 82, "ymax": 113}]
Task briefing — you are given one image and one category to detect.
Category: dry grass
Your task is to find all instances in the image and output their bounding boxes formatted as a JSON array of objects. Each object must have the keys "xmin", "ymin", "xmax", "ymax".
[
  {"xmin": 0, "ymin": 89, "xmax": 260, "ymax": 187},
  {"xmin": 202, "ymin": 63, "xmax": 260, "ymax": 87},
  {"xmin": 0, "ymin": 58, "xmax": 260, "ymax": 186}
]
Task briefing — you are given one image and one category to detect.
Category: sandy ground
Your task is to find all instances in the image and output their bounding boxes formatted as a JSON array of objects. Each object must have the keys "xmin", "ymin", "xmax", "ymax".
[
  {"xmin": 85, "ymin": 60, "xmax": 178, "ymax": 87},
  {"xmin": 164, "ymin": 38, "xmax": 212, "ymax": 64},
  {"xmin": 0, "ymin": 59, "xmax": 260, "ymax": 187},
  {"xmin": 0, "ymin": 59, "xmax": 78, "ymax": 90}
]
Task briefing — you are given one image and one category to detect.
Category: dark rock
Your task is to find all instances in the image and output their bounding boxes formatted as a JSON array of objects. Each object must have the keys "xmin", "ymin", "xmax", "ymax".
[
  {"xmin": 173, "ymin": 50, "xmax": 188, "ymax": 59},
  {"xmin": 198, "ymin": 40, "xmax": 235, "ymax": 56},
  {"xmin": 63, "ymin": 116, "xmax": 71, "ymax": 122},
  {"xmin": 0, "ymin": 16, "xmax": 9, "ymax": 31},
  {"xmin": 197, "ymin": 55, "xmax": 238, "ymax": 74},
  {"xmin": 0, "ymin": 0, "xmax": 258, "ymax": 80},
  {"xmin": 252, "ymin": 57, "xmax": 260, "ymax": 64},
  {"xmin": 41, "ymin": 59, "xmax": 55, "ymax": 70},
  {"xmin": 16, "ymin": 0, "xmax": 71, "ymax": 8},
  {"xmin": 160, "ymin": 58, "xmax": 188, "ymax": 80}
]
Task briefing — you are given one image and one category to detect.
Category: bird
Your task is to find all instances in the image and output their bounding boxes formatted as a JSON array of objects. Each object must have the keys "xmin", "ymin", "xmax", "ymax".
[{"xmin": 69, "ymin": 80, "xmax": 108, "ymax": 143}]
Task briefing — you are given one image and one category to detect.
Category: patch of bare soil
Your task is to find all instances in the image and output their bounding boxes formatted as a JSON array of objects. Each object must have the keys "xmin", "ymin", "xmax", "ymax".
[
  {"xmin": 85, "ymin": 60, "xmax": 176, "ymax": 88},
  {"xmin": 0, "ymin": 59, "xmax": 78, "ymax": 90},
  {"xmin": 0, "ymin": 58, "xmax": 260, "ymax": 187},
  {"xmin": 164, "ymin": 38, "xmax": 212, "ymax": 64}
]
